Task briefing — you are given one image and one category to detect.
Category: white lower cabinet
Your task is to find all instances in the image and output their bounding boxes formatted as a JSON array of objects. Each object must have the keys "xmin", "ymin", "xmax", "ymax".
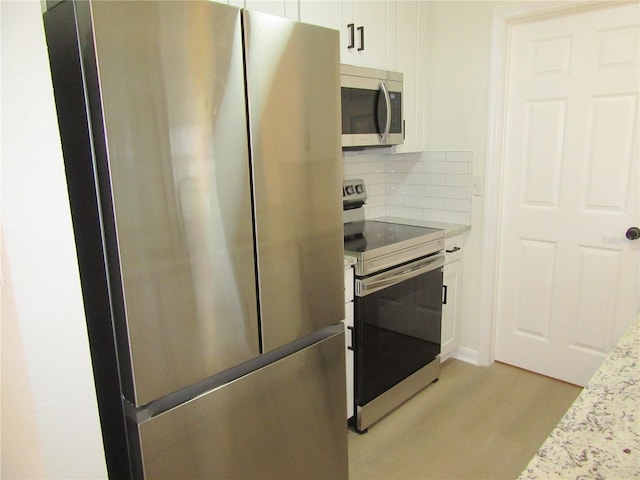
[
  {"xmin": 441, "ymin": 236, "xmax": 464, "ymax": 360},
  {"xmin": 343, "ymin": 265, "xmax": 355, "ymax": 419}
]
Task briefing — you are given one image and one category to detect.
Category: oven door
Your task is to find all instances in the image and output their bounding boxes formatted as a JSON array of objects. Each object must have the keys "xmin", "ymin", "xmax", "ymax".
[{"xmin": 354, "ymin": 254, "xmax": 444, "ymax": 407}]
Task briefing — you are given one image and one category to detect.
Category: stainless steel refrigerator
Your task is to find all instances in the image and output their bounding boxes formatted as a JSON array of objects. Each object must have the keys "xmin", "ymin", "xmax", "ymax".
[{"xmin": 43, "ymin": 1, "xmax": 347, "ymax": 478}]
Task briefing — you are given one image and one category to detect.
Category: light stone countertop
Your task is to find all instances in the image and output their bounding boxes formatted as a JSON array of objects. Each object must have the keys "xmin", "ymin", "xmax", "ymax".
[
  {"xmin": 519, "ymin": 314, "xmax": 640, "ymax": 479},
  {"xmin": 343, "ymin": 256, "xmax": 356, "ymax": 269}
]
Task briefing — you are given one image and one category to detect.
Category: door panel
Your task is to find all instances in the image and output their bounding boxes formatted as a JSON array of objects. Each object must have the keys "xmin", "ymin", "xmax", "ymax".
[
  {"xmin": 495, "ymin": 3, "xmax": 639, "ymax": 386},
  {"xmin": 90, "ymin": 1, "xmax": 260, "ymax": 405},
  {"xmin": 522, "ymin": 100, "xmax": 565, "ymax": 207},
  {"xmin": 585, "ymin": 95, "xmax": 636, "ymax": 211},
  {"xmin": 242, "ymin": 11, "xmax": 344, "ymax": 352},
  {"xmin": 513, "ymin": 239, "xmax": 555, "ymax": 340},
  {"xmin": 573, "ymin": 246, "xmax": 622, "ymax": 353}
]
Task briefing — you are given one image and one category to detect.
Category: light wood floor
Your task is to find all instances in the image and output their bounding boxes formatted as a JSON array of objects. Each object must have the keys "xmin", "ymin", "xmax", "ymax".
[{"xmin": 348, "ymin": 359, "xmax": 582, "ymax": 480}]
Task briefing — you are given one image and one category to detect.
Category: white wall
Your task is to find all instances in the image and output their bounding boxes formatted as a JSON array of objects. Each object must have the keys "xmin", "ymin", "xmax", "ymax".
[
  {"xmin": 423, "ymin": 0, "xmax": 508, "ymax": 360},
  {"xmin": 342, "ymin": 1, "xmax": 553, "ymax": 362},
  {"xmin": 1, "ymin": 1, "xmax": 108, "ymax": 478},
  {"xmin": 342, "ymin": 1, "xmax": 513, "ymax": 361},
  {"xmin": 423, "ymin": 0, "xmax": 573, "ymax": 361}
]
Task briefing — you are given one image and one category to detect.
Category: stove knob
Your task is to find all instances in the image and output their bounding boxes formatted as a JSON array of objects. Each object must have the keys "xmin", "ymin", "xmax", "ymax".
[
  {"xmin": 346, "ymin": 185, "xmax": 354, "ymax": 195},
  {"xmin": 355, "ymin": 184, "xmax": 364, "ymax": 194}
]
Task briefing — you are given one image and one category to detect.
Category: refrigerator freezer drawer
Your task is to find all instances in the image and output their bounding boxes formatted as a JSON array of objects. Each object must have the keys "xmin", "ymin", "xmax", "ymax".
[{"xmin": 135, "ymin": 331, "xmax": 348, "ymax": 479}]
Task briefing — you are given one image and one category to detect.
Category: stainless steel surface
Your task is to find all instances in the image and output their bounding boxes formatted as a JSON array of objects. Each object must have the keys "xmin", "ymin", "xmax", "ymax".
[
  {"xmin": 243, "ymin": 11, "xmax": 344, "ymax": 352},
  {"xmin": 343, "ymin": 179, "xmax": 368, "ymax": 208},
  {"xmin": 356, "ymin": 356, "xmax": 440, "ymax": 432},
  {"xmin": 343, "ymin": 179, "xmax": 367, "ymax": 225},
  {"xmin": 356, "ymin": 253, "xmax": 444, "ymax": 297},
  {"xmin": 48, "ymin": 2, "xmax": 348, "ymax": 477},
  {"xmin": 379, "ymin": 81, "xmax": 391, "ymax": 143},
  {"xmin": 137, "ymin": 330, "xmax": 349, "ymax": 479},
  {"xmin": 127, "ymin": 325, "xmax": 344, "ymax": 424},
  {"xmin": 351, "ymin": 238, "xmax": 445, "ymax": 276},
  {"xmin": 340, "ymin": 64, "xmax": 403, "ymax": 148},
  {"xmin": 343, "ymin": 216, "xmax": 445, "ymax": 277},
  {"xmin": 340, "ymin": 64, "xmax": 403, "ymax": 86},
  {"xmin": 344, "ymin": 211, "xmax": 365, "ymax": 226},
  {"xmin": 90, "ymin": 1, "xmax": 260, "ymax": 406}
]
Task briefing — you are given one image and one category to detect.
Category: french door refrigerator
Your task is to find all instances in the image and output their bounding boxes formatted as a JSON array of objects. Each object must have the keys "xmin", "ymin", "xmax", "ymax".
[{"xmin": 43, "ymin": 1, "xmax": 347, "ymax": 478}]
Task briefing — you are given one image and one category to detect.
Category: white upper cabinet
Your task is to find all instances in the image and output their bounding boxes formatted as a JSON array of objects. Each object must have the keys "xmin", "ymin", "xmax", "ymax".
[
  {"xmin": 345, "ymin": 0, "xmax": 396, "ymax": 70},
  {"xmin": 392, "ymin": 0, "xmax": 426, "ymax": 153},
  {"xmin": 298, "ymin": 0, "xmax": 343, "ymax": 30},
  {"xmin": 299, "ymin": 1, "xmax": 396, "ymax": 70},
  {"xmin": 217, "ymin": 0, "xmax": 426, "ymax": 153},
  {"xmin": 229, "ymin": 0, "xmax": 299, "ymax": 19}
]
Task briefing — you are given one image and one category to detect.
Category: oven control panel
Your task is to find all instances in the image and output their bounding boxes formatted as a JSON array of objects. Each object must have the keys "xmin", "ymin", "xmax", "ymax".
[{"xmin": 343, "ymin": 179, "xmax": 367, "ymax": 208}]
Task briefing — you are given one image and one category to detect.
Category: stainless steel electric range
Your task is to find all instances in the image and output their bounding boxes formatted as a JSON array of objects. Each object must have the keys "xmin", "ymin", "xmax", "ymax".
[{"xmin": 343, "ymin": 179, "xmax": 445, "ymax": 433}]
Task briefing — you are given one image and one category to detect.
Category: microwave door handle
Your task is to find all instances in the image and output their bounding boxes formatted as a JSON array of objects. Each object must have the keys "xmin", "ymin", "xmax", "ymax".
[{"xmin": 379, "ymin": 81, "xmax": 391, "ymax": 143}]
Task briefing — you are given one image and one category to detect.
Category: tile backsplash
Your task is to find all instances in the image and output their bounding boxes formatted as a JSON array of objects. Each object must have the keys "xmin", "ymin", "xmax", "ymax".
[
  {"xmin": 342, "ymin": 150, "xmax": 387, "ymax": 219},
  {"xmin": 343, "ymin": 150, "xmax": 473, "ymax": 224}
]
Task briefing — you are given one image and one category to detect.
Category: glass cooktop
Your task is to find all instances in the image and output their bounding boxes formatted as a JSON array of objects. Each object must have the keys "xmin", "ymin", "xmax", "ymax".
[{"xmin": 344, "ymin": 221, "xmax": 443, "ymax": 254}]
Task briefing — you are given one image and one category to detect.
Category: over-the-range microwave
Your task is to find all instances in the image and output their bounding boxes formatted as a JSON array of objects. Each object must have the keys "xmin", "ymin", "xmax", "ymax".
[{"xmin": 340, "ymin": 64, "xmax": 403, "ymax": 149}]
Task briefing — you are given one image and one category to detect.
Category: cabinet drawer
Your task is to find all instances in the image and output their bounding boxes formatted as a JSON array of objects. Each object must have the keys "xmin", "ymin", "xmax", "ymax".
[
  {"xmin": 343, "ymin": 302, "xmax": 354, "ymax": 419},
  {"xmin": 344, "ymin": 267, "xmax": 354, "ymax": 304},
  {"xmin": 444, "ymin": 237, "xmax": 463, "ymax": 264}
]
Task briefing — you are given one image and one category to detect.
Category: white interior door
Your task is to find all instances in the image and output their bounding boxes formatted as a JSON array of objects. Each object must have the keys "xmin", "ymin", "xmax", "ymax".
[{"xmin": 494, "ymin": 3, "xmax": 639, "ymax": 386}]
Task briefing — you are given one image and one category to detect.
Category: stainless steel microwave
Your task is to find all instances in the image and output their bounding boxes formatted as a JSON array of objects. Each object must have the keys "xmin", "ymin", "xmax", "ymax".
[{"xmin": 340, "ymin": 64, "xmax": 403, "ymax": 149}]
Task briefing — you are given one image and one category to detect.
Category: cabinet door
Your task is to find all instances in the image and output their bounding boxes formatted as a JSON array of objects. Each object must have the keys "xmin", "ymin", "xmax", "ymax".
[
  {"xmin": 299, "ymin": 0, "xmax": 343, "ymax": 30},
  {"xmin": 344, "ymin": 303, "xmax": 354, "ymax": 419},
  {"xmin": 300, "ymin": 1, "xmax": 396, "ymax": 69},
  {"xmin": 343, "ymin": 266, "xmax": 354, "ymax": 419},
  {"xmin": 348, "ymin": 0, "xmax": 396, "ymax": 70},
  {"xmin": 243, "ymin": 0, "xmax": 298, "ymax": 19},
  {"xmin": 299, "ymin": 1, "xmax": 352, "ymax": 64},
  {"xmin": 441, "ymin": 259, "xmax": 462, "ymax": 359},
  {"xmin": 392, "ymin": 0, "xmax": 426, "ymax": 153}
]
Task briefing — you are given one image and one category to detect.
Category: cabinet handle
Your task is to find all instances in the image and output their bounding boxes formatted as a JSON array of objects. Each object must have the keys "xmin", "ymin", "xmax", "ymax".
[
  {"xmin": 347, "ymin": 23, "xmax": 355, "ymax": 49},
  {"xmin": 357, "ymin": 25, "xmax": 365, "ymax": 51},
  {"xmin": 446, "ymin": 247, "xmax": 461, "ymax": 253},
  {"xmin": 403, "ymin": 120, "xmax": 406, "ymax": 140},
  {"xmin": 347, "ymin": 326, "xmax": 355, "ymax": 350},
  {"xmin": 442, "ymin": 285, "xmax": 448, "ymax": 305}
]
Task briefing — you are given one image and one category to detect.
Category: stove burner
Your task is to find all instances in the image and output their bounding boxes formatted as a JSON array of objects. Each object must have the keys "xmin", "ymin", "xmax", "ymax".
[
  {"xmin": 344, "ymin": 220, "xmax": 444, "ymax": 277},
  {"xmin": 344, "ymin": 221, "xmax": 442, "ymax": 253},
  {"xmin": 342, "ymin": 179, "xmax": 444, "ymax": 276}
]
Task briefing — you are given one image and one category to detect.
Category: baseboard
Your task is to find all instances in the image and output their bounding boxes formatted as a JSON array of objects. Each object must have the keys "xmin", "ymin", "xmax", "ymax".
[{"xmin": 452, "ymin": 346, "xmax": 480, "ymax": 365}]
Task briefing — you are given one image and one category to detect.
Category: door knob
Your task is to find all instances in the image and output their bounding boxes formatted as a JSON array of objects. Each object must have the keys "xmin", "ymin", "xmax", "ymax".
[{"xmin": 626, "ymin": 227, "xmax": 640, "ymax": 240}]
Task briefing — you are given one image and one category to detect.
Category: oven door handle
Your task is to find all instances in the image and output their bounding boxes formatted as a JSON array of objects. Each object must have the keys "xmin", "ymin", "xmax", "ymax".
[{"xmin": 356, "ymin": 254, "xmax": 444, "ymax": 297}]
